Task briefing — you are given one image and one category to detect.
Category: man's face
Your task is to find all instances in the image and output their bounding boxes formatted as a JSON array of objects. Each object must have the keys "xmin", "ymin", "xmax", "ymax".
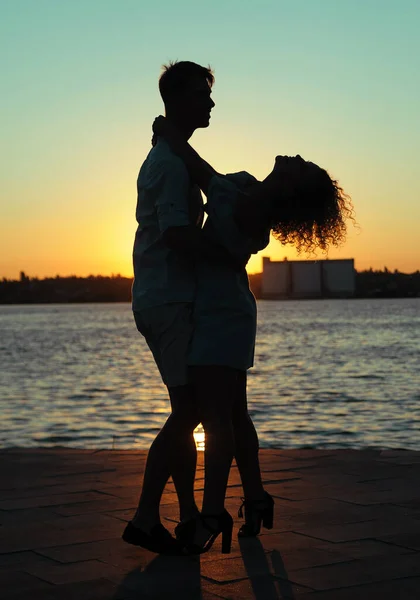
[{"xmin": 176, "ymin": 77, "xmax": 215, "ymax": 129}]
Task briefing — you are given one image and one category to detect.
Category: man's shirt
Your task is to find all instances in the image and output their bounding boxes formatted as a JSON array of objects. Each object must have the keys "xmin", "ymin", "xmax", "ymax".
[{"xmin": 132, "ymin": 138, "xmax": 204, "ymax": 311}]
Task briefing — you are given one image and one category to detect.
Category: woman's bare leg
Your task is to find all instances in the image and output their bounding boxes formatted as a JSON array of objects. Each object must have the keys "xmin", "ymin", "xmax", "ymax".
[
  {"xmin": 232, "ymin": 371, "xmax": 265, "ymax": 502},
  {"xmin": 189, "ymin": 366, "xmax": 238, "ymax": 516}
]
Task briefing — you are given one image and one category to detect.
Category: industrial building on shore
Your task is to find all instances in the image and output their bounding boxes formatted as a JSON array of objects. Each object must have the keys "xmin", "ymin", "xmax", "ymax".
[{"xmin": 261, "ymin": 257, "xmax": 355, "ymax": 299}]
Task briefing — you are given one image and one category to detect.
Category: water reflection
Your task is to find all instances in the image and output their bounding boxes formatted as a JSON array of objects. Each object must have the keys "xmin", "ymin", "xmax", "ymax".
[{"xmin": 0, "ymin": 299, "xmax": 419, "ymax": 450}]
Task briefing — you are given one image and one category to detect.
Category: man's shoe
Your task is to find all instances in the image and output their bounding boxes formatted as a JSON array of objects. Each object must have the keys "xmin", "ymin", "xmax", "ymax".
[{"xmin": 122, "ymin": 521, "xmax": 184, "ymax": 555}]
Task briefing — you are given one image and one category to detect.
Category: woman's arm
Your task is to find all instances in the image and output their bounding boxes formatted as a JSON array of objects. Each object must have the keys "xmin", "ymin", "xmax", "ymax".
[{"xmin": 152, "ymin": 116, "xmax": 221, "ymax": 196}]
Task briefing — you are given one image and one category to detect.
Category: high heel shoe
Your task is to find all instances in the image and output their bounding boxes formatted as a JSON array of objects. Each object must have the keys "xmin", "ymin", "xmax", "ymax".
[
  {"xmin": 182, "ymin": 509, "xmax": 233, "ymax": 555},
  {"xmin": 238, "ymin": 491, "xmax": 274, "ymax": 537}
]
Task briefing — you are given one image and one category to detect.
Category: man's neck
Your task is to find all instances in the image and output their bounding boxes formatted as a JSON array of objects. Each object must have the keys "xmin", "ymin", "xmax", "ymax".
[{"xmin": 165, "ymin": 114, "xmax": 195, "ymax": 141}]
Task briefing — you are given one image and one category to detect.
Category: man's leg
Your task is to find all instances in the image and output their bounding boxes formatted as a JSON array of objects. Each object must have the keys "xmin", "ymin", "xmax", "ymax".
[
  {"xmin": 131, "ymin": 305, "xmax": 199, "ymax": 531},
  {"xmin": 132, "ymin": 383, "xmax": 199, "ymax": 531}
]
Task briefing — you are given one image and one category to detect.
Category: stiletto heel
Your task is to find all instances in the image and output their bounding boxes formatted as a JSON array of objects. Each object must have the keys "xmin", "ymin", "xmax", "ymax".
[
  {"xmin": 238, "ymin": 491, "xmax": 274, "ymax": 537},
  {"xmin": 182, "ymin": 509, "xmax": 233, "ymax": 555},
  {"xmin": 221, "ymin": 518, "xmax": 233, "ymax": 554},
  {"xmin": 262, "ymin": 503, "xmax": 273, "ymax": 529}
]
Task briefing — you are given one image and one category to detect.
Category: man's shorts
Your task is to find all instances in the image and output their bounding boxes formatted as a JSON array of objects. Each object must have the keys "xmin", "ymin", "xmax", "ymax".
[{"xmin": 133, "ymin": 302, "xmax": 193, "ymax": 388}]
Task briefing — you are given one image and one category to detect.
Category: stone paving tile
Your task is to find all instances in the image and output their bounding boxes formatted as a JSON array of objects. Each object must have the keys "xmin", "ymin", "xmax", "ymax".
[
  {"xmin": 259, "ymin": 464, "xmax": 318, "ymax": 474},
  {"xmin": 378, "ymin": 453, "xmax": 420, "ymax": 465},
  {"xmin": 325, "ymin": 486, "xmax": 420, "ymax": 505},
  {"xmin": 0, "ymin": 490, "xmax": 111, "ymax": 511},
  {"xmin": 0, "ymin": 506, "xmax": 64, "ymax": 526},
  {"xmin": 54, "ymin": 512, "xmax": 125, "ymax": 531},
  {"xmin": 375, "ymin": 531, "xmax": 420, "ymax": 551},
  {"xmin": 300, "ymin": 577, "xmax": 420, "ymax": 599},
  {"xmin": 36, "ymin": 537, "xmax": 155, "ymax": 568},
  {"xmin": 272, "ymin": 498, "xmax": 352, "ymax": 515},
  {"xmin": 52, "ymin": 496, "xmax": 138, "ymax": 516},
  {"xmin": 0, "ymin": 522, "xmax": 63, "ymax": 553},
  {"xmin": 285, "ymin": 553, "xmax": 420, "ymax": 591},
  {"xmin": 0, "ymin": 550, "xmax": 62, "ymax": 569},
  {"xmin": 278, "ymin": 507, "xmax": 376, "ymax": 528},
  {"xmin": 0, "ymin": 479, "xmax": 119, "ymax": 499},
  {"xmin": 106, "ymin": 554, "xmax": 203, "ymax": 598},
  {"xmin": 103, "ymin": 508, "xmax": 137, "ymax": 522},
  {"xmin": 291, "ymin": 515, "xmax": 420, "ymax": 543},
  {"xmin": 203, "ymin": 575, "xmax": 313, "ymax": 598},
  {"xmin": 0, "ymin": 474, "xmax": 111, "ymax": 493},
  {"xmin": 201, "ymin": 546, "xmax": 351, "ymax": 583},
  {"xmin": 258, "ymin": 531, "xmax": 341, "ymax": 552},
  {"xmin": 264, "ymin": 482, "xmax": 327, "ymax": 502},
  {"xmin": 24, "ymin": 558, "xmax": 123, "ymax": 585},
  {"xmin": 4, "ymin": 577, "xmax": 137, "ymax": 600},
  {"xmin": 395, "ymin": 498, "xmax": 420, "ymax": 510},
  {"xmin": 326, "ymin": 539, "xmax": 415, "ymax": 559},
  {"xmin": 0, "ymin": 521, "xmax": 122, "ymax": 554},
  {"xmin": 0, "ymin": 568, "xmax": 53, "ymax": 595},
  {"xmin": 1, "ymin": 448, "xmax": 420, "ymax": 599}
]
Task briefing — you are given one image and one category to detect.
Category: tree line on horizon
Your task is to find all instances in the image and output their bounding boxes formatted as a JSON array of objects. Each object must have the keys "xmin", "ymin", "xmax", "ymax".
[{"xmin": 0, "ymin": 268, "xmax": 419, "ymax": 304}]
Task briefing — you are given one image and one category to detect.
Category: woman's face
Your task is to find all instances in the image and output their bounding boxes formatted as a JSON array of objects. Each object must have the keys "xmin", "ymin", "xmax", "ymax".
[
  {"xmin": 262, "ymin": 155, "xmax": 308, "ymax": 199},
  {"xmin": 273, "ymin": 154, "xmax": 307, "ymax": 178}
]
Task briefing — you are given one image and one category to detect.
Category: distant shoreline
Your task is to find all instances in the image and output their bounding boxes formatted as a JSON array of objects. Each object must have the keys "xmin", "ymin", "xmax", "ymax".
[
  {"xmin": 0, "ymin": 269, "xmax": 419, "ymax": 304},
  {"xmin": 1, "ymin": 297, "xmax": 419, "ymax": 307}
]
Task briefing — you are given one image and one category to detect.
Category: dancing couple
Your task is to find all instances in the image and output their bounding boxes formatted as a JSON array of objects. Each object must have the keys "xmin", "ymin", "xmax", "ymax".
[{"xmin": 123, "ymin": 61, "xmax": 352, "ymax": 555}]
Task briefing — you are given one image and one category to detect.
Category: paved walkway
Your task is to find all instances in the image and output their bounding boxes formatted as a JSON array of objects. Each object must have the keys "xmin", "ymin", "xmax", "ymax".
[{"xmin": 1, "ymin": 448, "xmax": 420, "ymax": 599}]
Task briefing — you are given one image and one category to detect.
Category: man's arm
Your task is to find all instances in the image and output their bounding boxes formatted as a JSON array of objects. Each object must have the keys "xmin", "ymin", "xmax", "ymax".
[
  {"xmin": 162, "ymin": 223, "xmax": 243, "ymax": 266},
  {"xmin": 153, "ymin": 116, "xmax": 220, "ymax": 196},
  {"xmin": 153, "ymin": 155, "xmax": 242, "ymax": 267}
]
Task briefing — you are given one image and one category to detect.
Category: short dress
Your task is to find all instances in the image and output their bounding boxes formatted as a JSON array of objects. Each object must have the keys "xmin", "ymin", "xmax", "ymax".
[{"xmin": 187, "ymin": 172, "xmax": 270, "ymax": 371}]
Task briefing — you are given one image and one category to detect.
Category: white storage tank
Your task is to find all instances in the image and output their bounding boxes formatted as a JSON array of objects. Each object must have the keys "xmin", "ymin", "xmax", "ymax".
[
  {"xmin": 260, "ymin": 257, "xmax": 356, "ymax": 298},
  {"xmin": 291, "ymin": 261, "xmax": 322, "ymax": 297},
  {"xmin": 322, "ymin": 259, "xmax": 355, "ymax": 296},
  {"xmin": 261, "ymin": 257, "xmax": 290, "ymax": 297}
]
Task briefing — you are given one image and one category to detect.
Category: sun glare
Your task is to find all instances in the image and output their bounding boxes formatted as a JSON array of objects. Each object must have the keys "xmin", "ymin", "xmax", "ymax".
[{"xmin": 193, "ymin": 424, "xmax": 205, "ymax": 452}]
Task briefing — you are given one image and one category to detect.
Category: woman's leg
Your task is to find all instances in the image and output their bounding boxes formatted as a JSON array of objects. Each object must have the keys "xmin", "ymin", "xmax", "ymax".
[
  {"xmin": 232, "ymin": 371, "xmax": 265, "ymax": 502},
  {"xmin": 132, "ymin": 383, "xmax": 200, "ymax": 531},
  {"xmin": 189, "ymin": 365, "xmax": 238, "ymax": 516},
  {"xmin": 168, "ymin": 385, "xmax": 200, "ymax": 521}
]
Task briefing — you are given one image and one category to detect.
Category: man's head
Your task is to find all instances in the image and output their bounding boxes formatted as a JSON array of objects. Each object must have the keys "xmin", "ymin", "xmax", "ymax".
[{"xmin": 159, "ymin": 61, "xmax": 215, "ymax": 132}]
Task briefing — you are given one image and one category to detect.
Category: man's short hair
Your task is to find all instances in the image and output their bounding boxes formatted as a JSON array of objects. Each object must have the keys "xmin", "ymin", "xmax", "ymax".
[{"xmin": 159, "ymin": 61, "xmax": 214, "ymax": 103}]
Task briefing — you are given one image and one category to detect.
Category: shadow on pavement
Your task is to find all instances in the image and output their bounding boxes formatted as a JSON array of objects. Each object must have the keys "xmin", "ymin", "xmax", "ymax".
[
  {"xmin": 239, "ymin": 537, "xmax": 296, "ymax": 599},
  {"xmin": 112, "ymin": 553, "xmax": 202, "ymax": 599}
]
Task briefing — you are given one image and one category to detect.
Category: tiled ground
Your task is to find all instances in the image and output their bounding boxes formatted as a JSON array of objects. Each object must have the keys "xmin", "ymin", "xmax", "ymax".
[{"xmin": 1, "ymin": 448, "xmax": 420, "ymax": 599}]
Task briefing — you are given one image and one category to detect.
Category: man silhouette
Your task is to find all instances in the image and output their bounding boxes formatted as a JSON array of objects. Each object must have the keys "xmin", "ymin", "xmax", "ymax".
[{"xmin": 124, "ymin": 61, "xmax": 228, "ymax": 554}]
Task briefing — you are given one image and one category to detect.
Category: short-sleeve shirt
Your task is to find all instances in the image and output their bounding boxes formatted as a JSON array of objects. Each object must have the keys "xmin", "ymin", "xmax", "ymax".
[{"xmin": 132, "ymin": 139, "xmax": 204, "ymax": 311}]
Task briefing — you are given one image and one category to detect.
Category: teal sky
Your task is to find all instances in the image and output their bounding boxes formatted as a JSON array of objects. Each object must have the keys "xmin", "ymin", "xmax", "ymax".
[{"xmin": 1, "ymin": 0, "xmax": 419, "ymax": 278}]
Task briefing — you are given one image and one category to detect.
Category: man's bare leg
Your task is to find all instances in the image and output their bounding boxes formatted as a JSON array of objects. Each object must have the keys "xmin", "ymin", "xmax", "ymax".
[{"xmin": 132, "ymin": 384, "xmax": 200, "ymax": 532}]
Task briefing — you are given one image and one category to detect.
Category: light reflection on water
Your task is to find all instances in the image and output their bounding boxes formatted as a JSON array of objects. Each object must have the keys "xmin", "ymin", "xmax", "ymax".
[{"xmin": 0, "ymin": 299, "xmax": 419, "ymax": 450}]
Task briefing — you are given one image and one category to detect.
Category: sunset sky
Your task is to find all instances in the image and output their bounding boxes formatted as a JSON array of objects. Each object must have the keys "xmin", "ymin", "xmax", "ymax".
[{"xmin": 1, "ymin": 0, "xmax": 419, "ymax": 279}]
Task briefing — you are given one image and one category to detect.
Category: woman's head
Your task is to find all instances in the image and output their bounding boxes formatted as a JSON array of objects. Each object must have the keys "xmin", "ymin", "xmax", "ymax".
[{"xmin": 259, "ymin": 156, "xmax": 354, "ymax": 253}]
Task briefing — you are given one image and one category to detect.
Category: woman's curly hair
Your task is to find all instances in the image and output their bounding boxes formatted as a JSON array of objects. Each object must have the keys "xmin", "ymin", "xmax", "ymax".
[{"xmin": 271, "ymin": 164, "xmax": 354, "ymax": 254}]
